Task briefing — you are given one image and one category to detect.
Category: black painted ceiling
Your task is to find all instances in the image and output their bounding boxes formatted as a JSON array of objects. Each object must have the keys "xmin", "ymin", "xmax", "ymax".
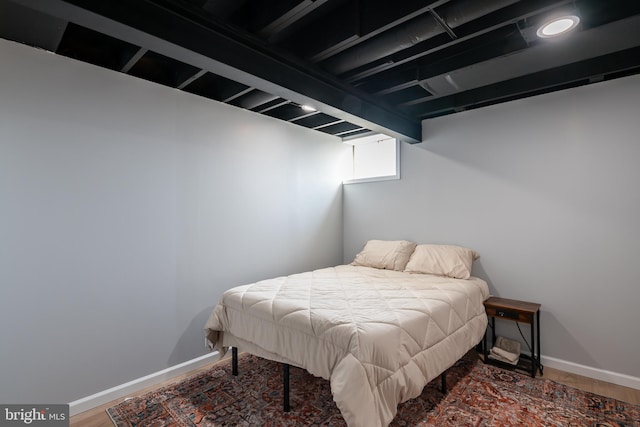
[{"xmin": 2, "ymin": 0, "xmax": 640, "ymax": 143}]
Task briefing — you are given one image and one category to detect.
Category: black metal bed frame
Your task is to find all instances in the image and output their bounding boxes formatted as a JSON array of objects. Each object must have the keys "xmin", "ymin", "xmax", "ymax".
[{"xmin": 231, "ymin": 346, "xmax": 447, "ymax": 413}]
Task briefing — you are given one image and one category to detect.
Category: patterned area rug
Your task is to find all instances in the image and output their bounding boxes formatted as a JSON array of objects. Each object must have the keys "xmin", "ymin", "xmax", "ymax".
[{"xmin": 107, "ymin": 352, "xmax": 639, "ymax": 426}]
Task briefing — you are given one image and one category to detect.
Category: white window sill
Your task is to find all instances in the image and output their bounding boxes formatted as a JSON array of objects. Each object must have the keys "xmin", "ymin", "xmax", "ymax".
[{"xmin": 342, "ymin": 174, "xmax": 400, "ymax": 185}]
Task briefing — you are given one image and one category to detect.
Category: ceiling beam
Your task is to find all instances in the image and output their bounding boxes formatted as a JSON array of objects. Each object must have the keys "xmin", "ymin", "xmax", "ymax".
[
  {"xmin": 343, "ymin": 0, "xmax": 575, "ymax": 83},
  {"xmin": 411, "ymin": 46, "xmax": 640, "ymax": 118},
  {"xmin": 304, "ymin": 0, "xmax": 452, "ymax": 62},
  {"xmin": 402, "ymin": 13, "xmax": 640, "ymax": 108},
  {"xmin": 0, "ymin": 1, "xmax": 67, "ymax": 52},
  {"xmin": 360, "ymin": 26, "xmax": 523, "ymax": 95},
  {"xmin": 258, "ymin": 0, "xmax": 329, "ymax": 40},
  {"xmin": 11, "ymin": 0, "xmax": 421, "ymax": 142},
  {"xmin": 120, "ymin": 46, "xmax": 147, "ymax": 73}
]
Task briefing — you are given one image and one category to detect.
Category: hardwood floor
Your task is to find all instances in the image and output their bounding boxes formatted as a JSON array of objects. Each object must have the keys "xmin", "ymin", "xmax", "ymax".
[
  {"xmin": 541, "ymin": 365, "xmax": 640, "ymax": 405},
  {"xmin": 69, "ymin": 361, "xmax": 217, "ymax": 427},
  {"xmin": 70, "ymin": 356, "xmax": 640, "ymax": 427}
]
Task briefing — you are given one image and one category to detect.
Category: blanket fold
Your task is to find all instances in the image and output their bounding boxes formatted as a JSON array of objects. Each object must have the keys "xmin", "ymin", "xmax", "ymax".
[{"xmin": 205, "ymin": 265, "xmax": 489, "ymax": 427}]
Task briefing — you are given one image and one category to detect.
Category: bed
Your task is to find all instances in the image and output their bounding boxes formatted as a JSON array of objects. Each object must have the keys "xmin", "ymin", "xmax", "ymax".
[{"xmin": 205, "ymin": 241, "xmax": 489, "ymax": 427}]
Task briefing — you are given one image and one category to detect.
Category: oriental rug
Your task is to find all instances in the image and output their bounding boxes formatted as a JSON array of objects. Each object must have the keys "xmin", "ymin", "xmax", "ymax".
[{"xmin": 107, "ymin": 352, "xmax": 639, "ymax": 426}]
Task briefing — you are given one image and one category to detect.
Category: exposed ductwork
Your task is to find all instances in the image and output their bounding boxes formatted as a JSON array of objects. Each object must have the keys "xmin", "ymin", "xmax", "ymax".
[
  {"xmin": 322, "ymin": 0, "xmax": 519, "ymax": 75},
  {"xmin": 3, "ymin": 0, "xmax": 638, "ymax": 140},
  {"xmin": 322, "ymin": 13, "xmax": 442, "ymax": 76},
  {"xmin": 439, "ymin": 0, "xmax": 518, "ymax": 29},
  {"xmin": 415, "ymin": 13, "xmax": 640, "ymax": 98}
]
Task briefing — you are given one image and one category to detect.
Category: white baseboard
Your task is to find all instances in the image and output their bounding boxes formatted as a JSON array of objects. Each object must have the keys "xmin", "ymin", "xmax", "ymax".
[
  {"xmin": 68, "ymin": 351, "xmax": 219, "ymax": 417},
  {"xmin": 541, "ymin": 355, "xmax": 640, "ymax": 391},
  {"xmin": 69, "ymin": 350, "xmax": 639, "ymax": 417}
]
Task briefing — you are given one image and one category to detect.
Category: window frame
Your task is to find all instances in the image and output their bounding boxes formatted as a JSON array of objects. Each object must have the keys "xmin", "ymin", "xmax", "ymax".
[{"xmin": 342, "ymin": 136, "xmax": 400, "ymax": 185}]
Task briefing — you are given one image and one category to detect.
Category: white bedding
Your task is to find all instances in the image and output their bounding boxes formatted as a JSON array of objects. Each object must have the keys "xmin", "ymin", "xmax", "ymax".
[{"xmin": 205, "ymin": 265, "xmax": 489, "ymax": 427}]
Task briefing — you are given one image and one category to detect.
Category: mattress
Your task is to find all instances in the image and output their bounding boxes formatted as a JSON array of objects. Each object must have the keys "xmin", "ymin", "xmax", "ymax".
[{"xmin": 205, "ymin": 265, "xmax": 489, "ymax": 427}]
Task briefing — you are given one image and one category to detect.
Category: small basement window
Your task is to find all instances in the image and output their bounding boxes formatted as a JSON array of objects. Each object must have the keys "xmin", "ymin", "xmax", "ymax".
[{"xmin": 343, "ymin": 134, "xmax": 399, "ymax": 184}]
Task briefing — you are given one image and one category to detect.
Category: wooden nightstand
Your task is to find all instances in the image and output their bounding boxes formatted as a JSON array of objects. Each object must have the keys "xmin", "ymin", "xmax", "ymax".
[{"xmin": 483, "ymin": 296, "xmax": 543, "ymax": 377}]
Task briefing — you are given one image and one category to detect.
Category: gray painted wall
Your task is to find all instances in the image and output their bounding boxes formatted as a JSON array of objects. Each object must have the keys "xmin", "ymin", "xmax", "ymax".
[
  {"xmin": 344, "ymin": 74, "xmax": 640, "ymax": 378},
  {"xmin": 0, "ymin": 39, "xmax": 347, "ymax": 403}
]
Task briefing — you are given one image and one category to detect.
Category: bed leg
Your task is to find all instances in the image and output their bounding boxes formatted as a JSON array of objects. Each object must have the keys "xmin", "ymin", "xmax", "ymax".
[
  {"xmin": 232, "ymin": 347, "xmax": 238, "ymax": 376},
  {"xmin": 441, "ymin": 371, "xmax": 447, "ymax": 394},
  {"xmin": 283, "ymin": 363, "xmax": 290, "ymax": 412}
]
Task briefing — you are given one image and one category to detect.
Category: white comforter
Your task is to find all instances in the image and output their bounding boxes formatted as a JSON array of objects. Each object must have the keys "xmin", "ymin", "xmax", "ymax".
[{"xmin": 205, "ymin": 265, "xmax": 489, "ymax": 427}]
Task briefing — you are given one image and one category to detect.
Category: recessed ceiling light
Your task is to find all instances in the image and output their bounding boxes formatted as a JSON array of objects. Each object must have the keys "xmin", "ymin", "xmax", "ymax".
[
  {"xmin": 300, "ymin": 104, "xmax": 316, "ymax": 112},
  {"xmin": 537, "ymin": 15, "xmax": 580, "ymax": 38}
]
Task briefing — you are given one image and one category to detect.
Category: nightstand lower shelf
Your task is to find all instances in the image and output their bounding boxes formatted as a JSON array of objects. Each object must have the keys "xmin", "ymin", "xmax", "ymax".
[
  {"xmin": 484, "ymin": 352, "xmax": 539, "ymax": 376},
  {"xmin": 483, "ymin": 296, "xmax": 543, "ymax": 378}
]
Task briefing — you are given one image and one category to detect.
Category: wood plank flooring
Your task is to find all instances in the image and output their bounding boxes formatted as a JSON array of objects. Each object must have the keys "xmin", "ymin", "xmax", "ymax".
[{"xmin": 70, "ymin": 357, "xmax": 640, "ymax": 427}]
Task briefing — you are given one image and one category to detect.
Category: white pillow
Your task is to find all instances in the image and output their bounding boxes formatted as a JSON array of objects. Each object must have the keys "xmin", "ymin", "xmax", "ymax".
[
  {"xmin": 404, "ymin": 244, "xmax": 479, "ymax": 279},
  {"xmin": 351, "ymin": 240, "xmax": 417, "ymax": 271}
]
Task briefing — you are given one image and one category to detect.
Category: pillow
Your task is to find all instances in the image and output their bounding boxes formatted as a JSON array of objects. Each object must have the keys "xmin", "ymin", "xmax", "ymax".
[
  {"xmin": 404, "ymin": 244, "xmax": 479, "ymax": 279},
  {"xmin": 351, "ymin": 240, "xmax": 417, "ymax": 271}
]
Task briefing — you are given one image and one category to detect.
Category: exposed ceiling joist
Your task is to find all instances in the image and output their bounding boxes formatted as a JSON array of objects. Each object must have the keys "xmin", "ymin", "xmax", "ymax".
[
  {"xmin": 343, "ymin": 0, "xmax": 576, "ymax": 83},
  {"xmin": 0, "ymin": 0, "xmax": 67, "ymax": 51},
  {"xmin": 3, "ymin": 0, "xmax": 639, "ymax": 144},
  {"xmin": 11, "ymin": 0, "xmax": 421, "ymax": 142},
  {"xmin": 410, "ymin": 46, "xmax": 640, "ymax": 118},
  {"xmin": 403, "ymin": 14, "xmax": 640, "ymax": 106}
]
